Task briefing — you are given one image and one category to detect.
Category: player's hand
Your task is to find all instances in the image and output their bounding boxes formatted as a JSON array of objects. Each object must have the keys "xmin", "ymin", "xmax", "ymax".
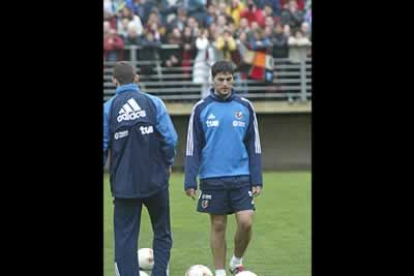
[
  {"xmin": 252, "ymin": 185, "xmax": 262, "ymax": 197},
  {"xmin": 185, "ymin": 188, "xmax": 196, "ymax": 200}
]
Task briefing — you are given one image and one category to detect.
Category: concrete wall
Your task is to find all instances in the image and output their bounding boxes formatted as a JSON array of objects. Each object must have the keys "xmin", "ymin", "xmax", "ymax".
[{"xmin": 171, "ymin": 113, "xmax": 311, "ymax": 171}]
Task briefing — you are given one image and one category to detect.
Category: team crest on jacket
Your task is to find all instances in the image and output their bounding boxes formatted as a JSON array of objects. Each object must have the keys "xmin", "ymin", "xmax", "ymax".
[
  {"xmin": 235, "ymin": 111, "xmax": 243, "ymax": 119},
  {"xmin": 201, "ymin": 200, "xmax": 209, "ymax": 209}
]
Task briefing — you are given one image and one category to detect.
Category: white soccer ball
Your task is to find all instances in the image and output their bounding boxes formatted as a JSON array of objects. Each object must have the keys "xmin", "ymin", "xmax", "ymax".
[
  {"xmin": 185, "ymin": 264, "xmax": 213, "ymax": 276},
  {"xmin": 137, "ymin": 248, "xmax": 154, "ymax": 271},
  {"xmin": 139, "ymin": 271, "xmax": 150, "ymax": 276},
  {"xmin": 235, "ymin": 271, "xmax": 258, "ymax": 276}
]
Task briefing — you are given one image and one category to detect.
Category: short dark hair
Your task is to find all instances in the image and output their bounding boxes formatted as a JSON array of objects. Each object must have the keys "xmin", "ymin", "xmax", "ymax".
[
  {"xmin": 113, "ymin": 61, "xmax": 136, "ymax": 85},
  {"xmin": 211, "ymin": 60, "xmax": 234, "ymax": 78}
]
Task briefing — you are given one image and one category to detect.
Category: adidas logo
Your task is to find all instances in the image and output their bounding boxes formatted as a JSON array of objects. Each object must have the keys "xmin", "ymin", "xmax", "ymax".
[
  {"xmin": 207, "ymin": 114, "xmax": 216, "ymax": 120},
  {"xmin": 117, "ymin": 98, "xmax": 147, "ymax": 122}
]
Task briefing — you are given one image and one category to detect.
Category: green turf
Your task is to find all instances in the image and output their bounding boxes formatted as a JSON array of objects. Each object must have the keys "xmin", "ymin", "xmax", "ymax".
[{"xmin": 104, "ymin": 172, "xmax": 311, "ymax": 276}]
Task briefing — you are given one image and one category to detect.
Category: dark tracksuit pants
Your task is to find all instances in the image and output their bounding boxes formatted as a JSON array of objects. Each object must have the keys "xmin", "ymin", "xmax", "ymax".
[{"xmin": 114, "ymin": 187, "xmax": 172, "ymax": 276}]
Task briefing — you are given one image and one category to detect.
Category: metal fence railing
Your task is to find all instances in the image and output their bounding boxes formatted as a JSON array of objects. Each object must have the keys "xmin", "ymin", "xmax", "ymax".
[{"xmin": 104, "ymin": 45, "xmax": 311, "ymax": 103}]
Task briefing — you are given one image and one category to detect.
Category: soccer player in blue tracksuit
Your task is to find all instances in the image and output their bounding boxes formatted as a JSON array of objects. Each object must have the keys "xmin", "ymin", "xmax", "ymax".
[
  {"xmin": 184, "ymin": 61, "xmax": 263, "ymax": 276},
  {"xmin": 103, "ymin": 62, "xmax": 178, "ymax": 276}
]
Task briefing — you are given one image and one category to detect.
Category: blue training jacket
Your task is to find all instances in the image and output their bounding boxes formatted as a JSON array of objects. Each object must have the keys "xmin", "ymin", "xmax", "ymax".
[
  {"xmin": 184, "ymin": 88, "xmax": 263, "ymax": 190},
  {"xmin": 103, "ymin": 84, "xmax": 178, "ymax": 198}
]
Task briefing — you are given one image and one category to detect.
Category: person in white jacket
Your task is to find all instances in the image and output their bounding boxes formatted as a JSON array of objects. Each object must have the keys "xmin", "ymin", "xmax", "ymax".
[
  {"xmin": 117, "ymin": 6, "xmax": 143, "ymax": 38},
  {"xmin": 193, "ymin": 28, "xmax": 216, "ymax": 98},
  {"xmin": 288, "ymin": 29, "xmax": 311, "ymax": 63}
]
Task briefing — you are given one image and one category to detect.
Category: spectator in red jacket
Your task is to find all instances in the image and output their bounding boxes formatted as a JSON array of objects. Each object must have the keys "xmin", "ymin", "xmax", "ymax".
[
  {"xmin": 240, "ymin": 0, "xmax": 266, "ymax": 28},
  {"xmin": 104, "ymin": 29, "xmax": 125, "ymax": 61}
]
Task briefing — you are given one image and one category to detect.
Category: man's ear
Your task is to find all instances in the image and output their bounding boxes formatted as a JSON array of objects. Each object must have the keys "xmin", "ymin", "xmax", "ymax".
[
  {"xmin": 112, "ymin": 77, "xmax": 118, "ymax": 86},
  {"xmin": 134, "ymin": 74, "xmax": 140, "ymax": 84}
]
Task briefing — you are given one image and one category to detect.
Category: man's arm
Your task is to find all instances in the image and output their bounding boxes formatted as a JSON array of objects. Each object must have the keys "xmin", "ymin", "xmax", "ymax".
[
  {"xmin": 103, "ymin": 99, "xmax": 113, "ymax": 166},
  {"xmin": 184, "ymin": 101, "xmax": 205, "ymax": 192},
  {"xmin": 149, "ymin": 95, "xmax": 178, "ymax": 166},
  {"xmin": 242, "ymin": 98, "xmax": 263, "ymax": 192}
]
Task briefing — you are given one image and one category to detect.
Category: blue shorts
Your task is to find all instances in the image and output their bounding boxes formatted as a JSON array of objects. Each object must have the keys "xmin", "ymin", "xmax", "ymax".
[{"xmin": 197, "ymin": 176, "xmax": 256, "ymax": 215}]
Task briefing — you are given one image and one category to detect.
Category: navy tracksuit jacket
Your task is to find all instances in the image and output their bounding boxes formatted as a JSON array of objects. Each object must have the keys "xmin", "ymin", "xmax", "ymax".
[{"xmin": 103, "ymin": 83, "xmax": 177, "ymax": 276}]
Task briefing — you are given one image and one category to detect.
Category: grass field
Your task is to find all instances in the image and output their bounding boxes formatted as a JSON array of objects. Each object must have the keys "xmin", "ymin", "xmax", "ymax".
[{"xmin": 104, "ymin": 171, "xmax": 311, "ymax": 276}]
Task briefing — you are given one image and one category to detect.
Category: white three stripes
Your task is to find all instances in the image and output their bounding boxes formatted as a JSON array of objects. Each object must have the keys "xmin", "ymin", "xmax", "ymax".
[
  {"xmin": 127, "ymin": 98, "xmax": 141, "ymax": 110},
  {"xmin": 242, "ymin": 98, "xmax": 261, "ymax": 154},
  {"xmin": 120, "ymin": 98, "xmax": 142, "ymax": 114},
  {"xmin": 115, "ymin": 262, "xmax": 121, "ymax": 276},
  {"xmin": 186, "ymin": 100, "xmax": 204, "ymax": 156}
]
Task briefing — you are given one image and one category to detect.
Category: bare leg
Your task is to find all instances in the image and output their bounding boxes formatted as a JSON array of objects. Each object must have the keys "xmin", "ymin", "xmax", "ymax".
[
  {"xmin": 210, "ymin": 214, "xmax": 228, "ymax": 270},
  {"xmin": 234, "ymin": 210, "xmax": 254, "ymax": 258}
]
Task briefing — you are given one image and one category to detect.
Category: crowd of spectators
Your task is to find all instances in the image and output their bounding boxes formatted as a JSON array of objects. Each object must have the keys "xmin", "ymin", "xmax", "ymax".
[{"xmin": 104, "ymin": 0, "xmax": 311, "ymax": 84}]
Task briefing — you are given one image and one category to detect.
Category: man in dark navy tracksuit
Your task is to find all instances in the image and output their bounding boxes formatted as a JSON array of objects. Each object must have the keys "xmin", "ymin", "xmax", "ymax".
[{"xmin": 103, "ymin": 62, "xmax": 178, "ymax": 276}]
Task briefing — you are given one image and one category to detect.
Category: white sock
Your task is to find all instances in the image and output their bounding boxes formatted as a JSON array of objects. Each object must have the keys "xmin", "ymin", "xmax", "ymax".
[
  {"xmin": 230, "ymin": 255, "xmax": 243, "ymax": 268},
  {"xmin": 215, "ymin": 269, "xmax": 226, "ymax": 276}
]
